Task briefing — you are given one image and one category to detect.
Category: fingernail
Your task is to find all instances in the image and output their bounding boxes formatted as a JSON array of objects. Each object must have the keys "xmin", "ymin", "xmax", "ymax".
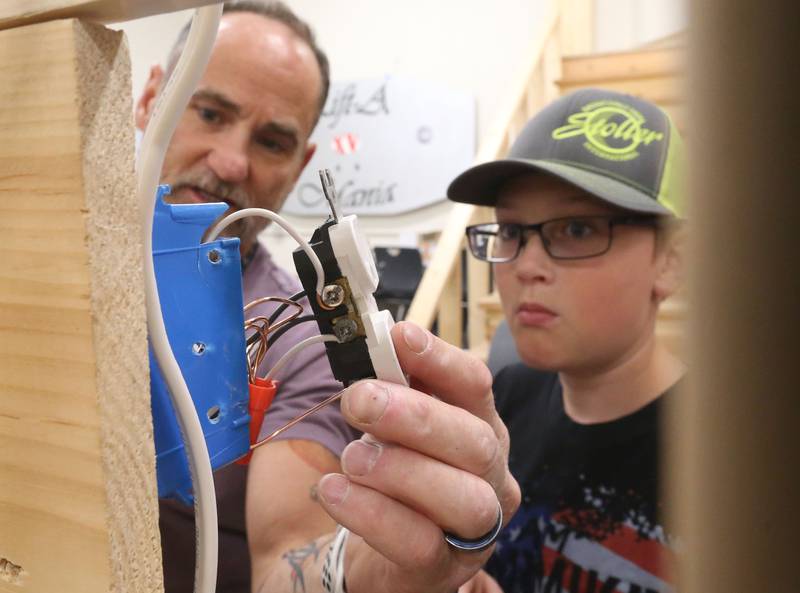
[
  {"xmin": 341, "ymin": 440, "xmax": 382, "ymax": 477},
  {"xmin": 318, "ymin": 474, "xmax": 350, "ymax": 505},
  {"xmin": 344, "ymin": 382, "xmax": 389, "ymax": 424},
  {"xmin": 402, "ymin": 323, "xmax": 430, "ymax": 354}
]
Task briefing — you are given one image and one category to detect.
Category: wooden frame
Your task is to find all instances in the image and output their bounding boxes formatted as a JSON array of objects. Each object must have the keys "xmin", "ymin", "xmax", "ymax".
[
  {"xmin": 669, "ymin": 1, "xmax": 799, "ymax": 591},
  {"xmin": 0, "ymin": 0, "xmax": 218, "ymax": 31},
  {"xmin": 0, "ymin": 18, "xmax": 161, "ymax": 593}
]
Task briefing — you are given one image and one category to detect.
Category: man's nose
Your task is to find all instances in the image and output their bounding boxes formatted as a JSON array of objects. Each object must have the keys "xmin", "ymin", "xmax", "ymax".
[{"xmin": 206, "ymin": 132, "xmax": 249, "ymax": 183}]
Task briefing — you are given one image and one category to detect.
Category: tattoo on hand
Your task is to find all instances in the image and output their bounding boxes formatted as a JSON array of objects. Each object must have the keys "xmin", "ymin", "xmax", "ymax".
[{"xmin": 283, "ymin": 536, "xmax": 333, "ymax": 593}]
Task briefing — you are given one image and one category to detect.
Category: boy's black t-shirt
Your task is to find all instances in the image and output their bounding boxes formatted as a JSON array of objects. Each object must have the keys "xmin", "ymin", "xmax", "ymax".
[{"xmin": 486, "ymin": 363, "xmax": 678, "ymax": 593}]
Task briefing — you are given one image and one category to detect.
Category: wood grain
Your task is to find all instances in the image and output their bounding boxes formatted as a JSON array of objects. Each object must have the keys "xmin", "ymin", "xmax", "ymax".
[
  {"xmin": 670, "ymin": 2, "xmax": 800, "ymax": 591},
  {"xmin": 0, "ymin": 0, "xmax": 218, "ymax": 31},
  {"xmin": 0, "ymin": 19, "xmax": 162, "ymax": 593},
  {"xmin": 560, "ymin": 47, "xmax": 684, "ymax": 84}
]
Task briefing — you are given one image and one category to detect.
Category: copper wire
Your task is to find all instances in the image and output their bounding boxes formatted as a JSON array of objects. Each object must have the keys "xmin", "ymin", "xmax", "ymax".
[
  {"xmin": 244, "ymin": 320, "xmax": 270, "ymax": 383},
  {"xmin": 244, "ymin": 296, "xmax": 302, "ymax": 315},
  {"xmin": 250, "ymin": 387, "xmax": 346, "ymax": 450},
  {"xmin": 243, "ymin": 296, "xmax": 307, "ymax": 381},
  {"xmin": 244, "ymin": 296, "xmax": 304, "ymax": 334}
]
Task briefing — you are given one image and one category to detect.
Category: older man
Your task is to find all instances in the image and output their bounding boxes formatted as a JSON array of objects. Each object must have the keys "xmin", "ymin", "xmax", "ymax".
[
  {"xmin": 136, "ymin": 3, "xmax": 518, "ymax": 592},
  {"xmin": 136, "ymin": 3, "xmax": 351, "ymax": 591}
]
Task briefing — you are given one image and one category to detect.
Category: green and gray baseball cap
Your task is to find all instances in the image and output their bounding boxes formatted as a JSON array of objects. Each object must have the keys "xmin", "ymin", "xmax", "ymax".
[{"xmin": 447, "ymin": 88, "xmax": 684, "ymax": 217}]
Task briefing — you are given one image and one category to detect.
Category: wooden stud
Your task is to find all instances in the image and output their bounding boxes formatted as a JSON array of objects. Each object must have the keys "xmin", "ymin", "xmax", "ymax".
[
  {"xmin": 0, "ymin": 0, "xmax": 217, "ymax": 31},
  {"xmin": 437, "ymin": 251, "xmax": 464, "ymax": 348},
  {"xmin": 0, "ymin": 19, "xmax": 161, "ymax": 593},
  {"xmin": 561, "ymin": 47, "xmax": 684, "ymax": 83},
  {"xmin": 669, "ymin": 1, "xmax": 800, "ymax": 591},
  {"xmin": 557, "ymin": 75, "xmax": 682, "ymax": 105},
  {"xmin": 466, "ymin": 207, "xmax": 494, "ymax": 351}
]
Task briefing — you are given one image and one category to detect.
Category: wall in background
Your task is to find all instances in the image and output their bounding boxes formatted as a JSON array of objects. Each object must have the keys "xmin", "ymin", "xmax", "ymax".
[
  {"xmin": 113, "ymin": 0, "xmax": 550, "ymax": 141},
  {"xmin": 113, "ymin": 0, "xmax": 687, "ymax": 269},
  {"xmin": 594, "ymin": 0, "xmax": 687, "ymax": 52},
  {"xmin": 114, "ymin": 0, "xmax": 688, "ymax": 109}
]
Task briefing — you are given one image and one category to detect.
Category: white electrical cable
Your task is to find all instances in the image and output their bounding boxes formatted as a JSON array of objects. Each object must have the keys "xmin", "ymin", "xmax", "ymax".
[
  {"xmin": 207, "ymin": 208, "xmax": 326, "ymax": 298},
  {"xmin": 136, "ymin": 5, "xmax": 223, "ymax": 593},
  {"xmin": 265, "ymin": 334, "xmax": 339, "ymax": 381}
]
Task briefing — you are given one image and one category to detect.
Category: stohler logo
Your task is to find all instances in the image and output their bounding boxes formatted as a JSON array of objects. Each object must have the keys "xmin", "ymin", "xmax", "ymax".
[{"xmin": 551, "ymin": 100, "xmax": 664, "ymax": 161}]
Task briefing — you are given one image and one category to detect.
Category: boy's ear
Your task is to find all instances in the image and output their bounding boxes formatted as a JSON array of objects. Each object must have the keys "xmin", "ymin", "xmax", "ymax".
[
  {"xmin": 135, "ymin": 65, "xmax": 165, "ymax": 131},
  {"xmin": 653, "ymin": 224, "xmax": 686, "ymax": 303}
]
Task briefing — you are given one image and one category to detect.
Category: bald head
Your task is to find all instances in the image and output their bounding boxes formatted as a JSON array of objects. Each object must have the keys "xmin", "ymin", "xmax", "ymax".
[{"xmin": 164, "ymin": 1, "xmax": 330, "ymax": 126}]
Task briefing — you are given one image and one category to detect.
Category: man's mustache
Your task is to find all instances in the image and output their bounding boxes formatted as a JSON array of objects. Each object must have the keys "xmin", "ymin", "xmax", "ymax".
[{"xmin": 170, "ymin": 171, "xmax": 250, "ymax": 207}]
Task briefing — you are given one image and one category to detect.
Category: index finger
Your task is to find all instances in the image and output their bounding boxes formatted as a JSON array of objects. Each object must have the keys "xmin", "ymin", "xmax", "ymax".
[
  {"xmin": 387, "ymin": 322, "xmax": 521, "ymax": 518},
  {"xmin": 391, "ymin": 321, "xmax": 497, "ymax": 425}
]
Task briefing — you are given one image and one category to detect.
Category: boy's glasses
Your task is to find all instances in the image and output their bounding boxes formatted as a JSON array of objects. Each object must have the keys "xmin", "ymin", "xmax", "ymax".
[{"xmin": 466, "ymin": 215, "xmax": 659, "ymax": 262}]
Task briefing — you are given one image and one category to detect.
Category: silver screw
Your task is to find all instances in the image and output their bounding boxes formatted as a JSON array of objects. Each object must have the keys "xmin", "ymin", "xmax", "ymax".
[
  {"xmin": 333, "ymin": 319, "xmax": 358, "ymax": 342},
  {"xmin": 322, "ymin": 284, "xmax": 345, "ymax": 308},
  {"xmin": 192, "ymin": 342, "xmax": 206, "ymax": 355},
  {"xmin": 207, "ymin": 249, "xmax": 221, "ymax": 264}
]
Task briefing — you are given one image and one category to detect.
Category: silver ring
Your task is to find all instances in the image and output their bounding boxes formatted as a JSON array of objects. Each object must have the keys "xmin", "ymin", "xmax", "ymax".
[{"xmin": 443, "ymin": 504, "xmax": 503, "ymax": 552}]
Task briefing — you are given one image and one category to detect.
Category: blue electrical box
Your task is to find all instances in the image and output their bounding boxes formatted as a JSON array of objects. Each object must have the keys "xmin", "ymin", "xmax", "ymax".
[{"xmin": 150, "ymin": 185, "xmax": 250, "ymax": 504}]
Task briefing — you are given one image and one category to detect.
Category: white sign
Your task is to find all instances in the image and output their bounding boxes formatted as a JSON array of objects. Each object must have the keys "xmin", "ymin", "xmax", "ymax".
[{"xmin": 283, "ymin": 75, "xmax": 475, "ymax": 217}]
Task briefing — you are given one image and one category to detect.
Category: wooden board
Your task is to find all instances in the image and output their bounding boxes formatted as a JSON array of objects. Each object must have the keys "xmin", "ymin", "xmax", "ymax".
[
  {"xmin": 437, "ymin": 252, "xmax": 464, "ymax": 348},
  {"xmin": 561, "ymin": 47, "xmax": 685, "ymax": 84},
  {"xmin": 0, "ymin": 0, "xmax": 217, "ymax": 31},
  {"xmin": 0, "ymin": 19, "xmax": 162, "ymax": 593},
  {"xmin": 669, "ymin": 3, "xmax": 799, "ymax": 592},
  {"xmin": 557, "ymin": 74, "xmax": 684, "ymax": 106}
]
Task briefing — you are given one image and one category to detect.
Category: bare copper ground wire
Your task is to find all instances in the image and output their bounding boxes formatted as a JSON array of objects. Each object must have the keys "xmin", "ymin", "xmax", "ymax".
[
  {"xmin": 250, "ymin": 387, "xmax": 346, "ymax": 450},
  {"xmin": 245, "ymin": 296, "xmax": 304, "ymax": 334},
  {"xmin": 243, "ymin": 294, "xmax": 344, "ymax": 447},
  {"xmin": 243, "ymin": 296, "xmax": 306, "ymax": 381},
  {"xmin": 244, "ymin": 320, "xmax": 270, "ymax": 383}
]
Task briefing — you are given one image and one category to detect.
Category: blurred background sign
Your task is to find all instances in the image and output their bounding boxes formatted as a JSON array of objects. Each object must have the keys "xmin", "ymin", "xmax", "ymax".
[{"xmin": 282, "ymin": 75, "xmax": 475, "ymax": 217}]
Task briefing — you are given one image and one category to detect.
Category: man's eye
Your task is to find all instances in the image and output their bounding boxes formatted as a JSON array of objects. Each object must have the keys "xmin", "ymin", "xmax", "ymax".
[
  {"xmin": 197, "ymin": 107, "xmax": 222, "ymax": 124},
  {"xmin": 259, "ymin": 138, "xmax": 282, "ymax": 152},
  {"xmin": 257, "ymin": 136, "xmax": 288, "ymax": 154}
]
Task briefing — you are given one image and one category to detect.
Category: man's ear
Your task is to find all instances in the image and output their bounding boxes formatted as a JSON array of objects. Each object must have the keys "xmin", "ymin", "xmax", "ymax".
[
  {"xmin": 653, "ymin": 225, "xmax": 686, "ymax": 303},
  {"xmin": 135, "ymin": 65, "xmax": 165, "ymax": 131}
]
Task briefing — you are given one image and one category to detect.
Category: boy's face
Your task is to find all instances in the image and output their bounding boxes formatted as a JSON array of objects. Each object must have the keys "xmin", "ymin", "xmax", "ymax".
[{"xmin": 494, "ymin": 173, "xmax": 676, "ymax": 374}]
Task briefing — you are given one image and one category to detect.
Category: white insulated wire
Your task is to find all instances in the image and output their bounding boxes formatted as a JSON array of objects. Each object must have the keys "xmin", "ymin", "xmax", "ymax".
[
  {"xmin": 136, "ymin": 5, "xmax": 223, "ymax": 593},
  {"xmin": 206, "ymin": 208, "xmax": 326, "ymax": 298},
  {"xmin": 265, "ymin": 334, "xmax": 339, "ymax": 381}
]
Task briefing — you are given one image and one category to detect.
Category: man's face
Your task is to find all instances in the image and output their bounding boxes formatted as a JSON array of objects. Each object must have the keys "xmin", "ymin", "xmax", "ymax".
[
  {"xmin": 493, "ymin": 174, "xmax": 672, "ymax": 375},
  {"xmin": 136, "ymin": 13, "xmax": 322, "ymax": 255}
]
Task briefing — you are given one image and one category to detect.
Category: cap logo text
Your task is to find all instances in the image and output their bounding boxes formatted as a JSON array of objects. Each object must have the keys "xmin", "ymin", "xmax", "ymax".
[{"xmin": 551, "ymin": 100, "xmax": 664, "ymax": 161}]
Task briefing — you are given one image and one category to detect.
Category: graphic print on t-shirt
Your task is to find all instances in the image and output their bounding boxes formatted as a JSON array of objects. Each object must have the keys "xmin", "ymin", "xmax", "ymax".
[
  {"xmin": 487, "ymin": 365, "xmax": 680, "ymax": 593},
  {"xmin": 488, "ymin": 477, "xmax": 675, "ymax": 593}
]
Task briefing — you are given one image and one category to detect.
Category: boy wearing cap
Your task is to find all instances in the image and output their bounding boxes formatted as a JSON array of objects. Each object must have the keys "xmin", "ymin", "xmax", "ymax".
[{"xmin": 450, "ymin": 89, "xmax": 685, "ymax": 593}]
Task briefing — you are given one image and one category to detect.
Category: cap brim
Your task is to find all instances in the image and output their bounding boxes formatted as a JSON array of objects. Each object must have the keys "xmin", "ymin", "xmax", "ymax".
[{"xmin": 447, "ymin": 158, "xmax": 673, "ymax": 216}]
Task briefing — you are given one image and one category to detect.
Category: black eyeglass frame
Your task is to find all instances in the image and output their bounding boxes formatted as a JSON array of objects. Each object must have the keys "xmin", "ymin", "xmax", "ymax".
[{"xmin": 465, "ymin": 214, "xmax": 661, "ymax": 263}]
